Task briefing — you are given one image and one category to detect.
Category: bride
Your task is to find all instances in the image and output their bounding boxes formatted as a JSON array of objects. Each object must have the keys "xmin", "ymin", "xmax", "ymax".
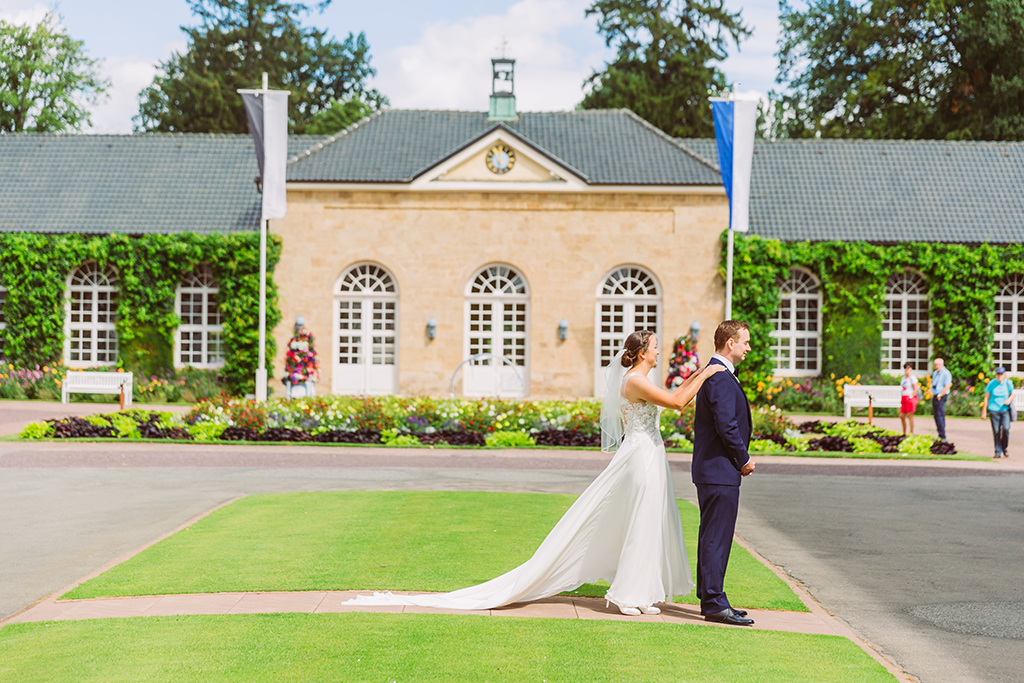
[{"xmin": 344, "ymin": 330, "xmax": 725, "ymax": 615}]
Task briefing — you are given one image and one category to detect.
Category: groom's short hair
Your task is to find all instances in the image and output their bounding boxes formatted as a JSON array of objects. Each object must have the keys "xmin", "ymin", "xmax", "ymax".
[{"xmin": 714, "ymin": 320, "xmax": 749, "ymax": 351}]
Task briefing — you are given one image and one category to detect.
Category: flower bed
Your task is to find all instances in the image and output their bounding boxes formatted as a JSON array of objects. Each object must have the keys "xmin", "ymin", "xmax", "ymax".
[
  {"xmin": 17, "ymin": 396, "xmax": 953, "ymax": 455},
  {"xmin": 749, "ymin": 418, "xmax": 955, "ymax": 455}
]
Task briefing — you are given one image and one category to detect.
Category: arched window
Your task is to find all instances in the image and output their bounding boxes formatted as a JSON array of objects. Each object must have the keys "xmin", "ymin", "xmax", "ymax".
[
  {"xmin": 993, "ymin": 274, "xmax": 1024, "ymax": 375},
  {"xmin": 770, "ymin": 268, "xmax": 821, "ymax": 375},
  {"xmin": 333, "ymin": 262, "xmax": 399, "ymax": 395},
  {"xmin": 594, "ymin": 265, "xmax": 662, "ymax": 393},
  {"xmin": 65, "ymin": 262, "xmax": 119, "ymax": 367},
  {"xmin": 463, "ymin": 264, "xmax": 529, "ymax": 397},
  {"xmin": 882, "ymin": 270, "xmax": 931, "ymax": 373},
  {"xmin": 176, "ymin": 264, "xmax": 225, "ymax": 368},
  {"xmin": 0, "ymin": 281, "xmax": 7, "ymax": 361}
]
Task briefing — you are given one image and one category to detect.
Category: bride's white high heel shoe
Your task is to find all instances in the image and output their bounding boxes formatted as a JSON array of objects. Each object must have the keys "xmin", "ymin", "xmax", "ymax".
[
  {"xmin": 640, "ymin": 605, "xmax": 661, "ymax": 615},
  {"xmin": 618, "ymin": 605, "xmax": 642, "ymax": 616}
]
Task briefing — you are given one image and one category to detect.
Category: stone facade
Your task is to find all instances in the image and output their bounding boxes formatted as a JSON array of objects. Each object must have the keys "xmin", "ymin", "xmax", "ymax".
[{"xmin": 271, "ymin": 187, "xmax": 729, "ymax": 398}]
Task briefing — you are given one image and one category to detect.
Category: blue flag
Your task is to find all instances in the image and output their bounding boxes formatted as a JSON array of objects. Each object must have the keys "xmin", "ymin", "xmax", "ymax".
[{"xmin": 710, "ymin": 95, "xmax": 758, "ymax": 233}]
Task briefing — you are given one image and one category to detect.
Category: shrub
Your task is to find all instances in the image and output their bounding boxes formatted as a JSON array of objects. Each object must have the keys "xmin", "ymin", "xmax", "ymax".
[
  {"xmin": 848, "ymin": 436, "xmax": 883, "ymax": 453},
  {"xmin": 381, "ymin": 429, "xmax": 421, "ymax": 446},
  {"xmin": 20, "ymin": 422, "xmax": 52, "ymax": 439},
  {"xmin": 752, "ymin": 406, "xmax": 794, "ymax": 436},
  {"xmin": 485, "ymin": 431, "xmax": 537, "ymax": 448},
  {"xmin": 188, "ymin": 422, "xmax": 227, "ymax": 441},
  {"xmin": 750, "ymin": 439, "xmax": 781, "ymax": 452},
  {"xmin": 899, "ymin": 434, "xmax": 935, "ymax": 455}
]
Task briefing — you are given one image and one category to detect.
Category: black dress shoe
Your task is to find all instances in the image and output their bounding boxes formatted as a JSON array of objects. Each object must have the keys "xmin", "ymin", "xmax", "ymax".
[
  {"xmin": 704, "ymin": 609, "xmax": 754, "ymax": 626},
  {"xmin": 730, "ymin": 607, "xmax": 748, "ymax": 616}
]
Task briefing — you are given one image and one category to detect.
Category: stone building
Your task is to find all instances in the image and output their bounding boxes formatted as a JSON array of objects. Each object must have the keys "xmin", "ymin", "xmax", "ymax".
[{"xmin": 276, "ymin": 67, "xmax": 729, "ymax": 398}]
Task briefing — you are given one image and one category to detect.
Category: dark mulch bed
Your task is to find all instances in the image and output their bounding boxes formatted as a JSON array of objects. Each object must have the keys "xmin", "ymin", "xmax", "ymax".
[{"xmin": 532, "ymin": 430, "xmax": 602, "ymax": 448}]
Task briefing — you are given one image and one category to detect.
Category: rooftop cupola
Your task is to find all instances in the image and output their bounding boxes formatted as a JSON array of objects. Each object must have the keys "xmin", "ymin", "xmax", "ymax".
[{"xmin": 488, "ymin": 58, "xmax": 517, "ymax": 122}]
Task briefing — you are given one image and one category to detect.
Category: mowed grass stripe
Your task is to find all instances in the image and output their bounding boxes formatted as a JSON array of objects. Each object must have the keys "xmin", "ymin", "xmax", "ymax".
[
  {"xmin": 0, "ymin": 613, "xmax": 895, "ymax": 683},
  {"xmin": 63, "ymin": 491, "xmax": 806, "ymax": 611}
]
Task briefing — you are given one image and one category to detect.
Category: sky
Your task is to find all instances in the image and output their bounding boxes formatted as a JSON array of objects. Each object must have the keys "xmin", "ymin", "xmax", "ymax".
[{"xmin": 0, "ymin": 0, "xmax": 783, "ymax": 134}]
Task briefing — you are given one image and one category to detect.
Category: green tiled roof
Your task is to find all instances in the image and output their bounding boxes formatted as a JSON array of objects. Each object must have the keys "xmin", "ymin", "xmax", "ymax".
[
  {"xmin": 0, "ymin": 133, "xmax": 323, "ymax": 235},
  {"xmin": 287, "ymin": 109, "xmax": 721, "ymax": 185},
  {"xmin": 677, "ymin": 137, "xmax": 1024, "ymax": 244}
]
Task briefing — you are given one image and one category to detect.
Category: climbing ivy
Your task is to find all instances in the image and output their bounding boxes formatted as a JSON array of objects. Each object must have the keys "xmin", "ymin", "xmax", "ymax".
[
  {"xmin": 0, "ymin": 232, "xmax": 281, "ymax": 395},
  {"xmin": 725, "ymin": 233, "xmax": 1024, "ymax": 384}
]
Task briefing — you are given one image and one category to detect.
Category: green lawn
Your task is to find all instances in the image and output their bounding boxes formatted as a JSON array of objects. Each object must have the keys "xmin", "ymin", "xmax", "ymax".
[
  {"xmin": 64, "ymin": 491, "xmax": 806, "ymax": 612},
  {"xmin": 0, "ymin": 613, "xmax": 895, "ymax": 683}
]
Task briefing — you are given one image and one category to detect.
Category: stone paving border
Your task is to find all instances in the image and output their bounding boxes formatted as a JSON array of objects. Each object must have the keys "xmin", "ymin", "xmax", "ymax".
[{"xmin": 1, "ymin": 495, "xmax": 915, "ymax": 683}]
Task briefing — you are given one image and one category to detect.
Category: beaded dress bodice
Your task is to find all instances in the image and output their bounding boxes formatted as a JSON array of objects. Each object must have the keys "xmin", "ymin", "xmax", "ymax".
[{"xmin": 621, "ymin": 372, "xmax": 663, "ymax": 443}]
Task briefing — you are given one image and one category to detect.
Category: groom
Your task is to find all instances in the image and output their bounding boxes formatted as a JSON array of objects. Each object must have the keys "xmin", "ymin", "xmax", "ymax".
[{"xmin": 692, "ymin": 320, "xmax": 756, "ymax": 626}]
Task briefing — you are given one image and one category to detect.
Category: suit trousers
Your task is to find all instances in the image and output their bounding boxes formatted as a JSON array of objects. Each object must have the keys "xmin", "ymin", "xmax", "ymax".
[{"xmin": 695, "ymin": 483, "xmax": 740, "ymax": 615}]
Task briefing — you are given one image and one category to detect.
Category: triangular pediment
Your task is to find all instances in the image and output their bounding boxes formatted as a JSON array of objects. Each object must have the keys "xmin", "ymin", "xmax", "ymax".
[{"xmin": 409, "ymin": 126, "xmax": 588, "ymax": 191}]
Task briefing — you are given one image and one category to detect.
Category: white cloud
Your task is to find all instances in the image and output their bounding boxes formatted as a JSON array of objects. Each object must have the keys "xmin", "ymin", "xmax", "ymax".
[
  {"xmin": 86, "ymin": 57, "xmax": 157, "ymax": 133},
  {"xmin": 372, "ymin": 0, "xmax": 608, "ymax": 112},
  {"xmin": 0, "ymin": 1, "xmax": 50, "ymax": 26},
  {"xmin": 86, "ymin": 41, "xmax": 185, "ymax": 134},
  {"xmin": 719, "ymin": 0, "xmax": 782, "ymax": 96}
]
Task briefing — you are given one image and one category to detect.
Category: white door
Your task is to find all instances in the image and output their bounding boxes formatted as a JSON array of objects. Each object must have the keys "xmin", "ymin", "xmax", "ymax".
[
  {"xmin": 463, "ymin": 265, "xmax": 529, "ymax": 397},
  {"xmin": 332, "ymin": 264, "xmax": 399, "ymax": 395},
  {"xmin": 594, "ymin": 266, "xmax": 662, "ymax": 395}
]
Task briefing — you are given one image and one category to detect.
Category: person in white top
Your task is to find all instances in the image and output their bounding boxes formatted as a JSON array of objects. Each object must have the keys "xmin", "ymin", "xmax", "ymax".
[{"xmin": 899, "ymin": 362, "xmax": 921, "ymax": 435}]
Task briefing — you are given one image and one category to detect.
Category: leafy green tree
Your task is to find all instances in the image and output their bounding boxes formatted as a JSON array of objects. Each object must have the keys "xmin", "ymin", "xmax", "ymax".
[
  {"xmin": 776, "ymin": 0, "xmax": 1024, "ymax": 140},
  {"xmin": 305, "ymin": 97, "xmax": 372, "ymax": 135},
  {"xmin": 0, "ymin": 11, "xmax": 108, "ymax": 132},
  {"xmin": 136, "ymin": 0, "xmax": 386, "ymax": 134},
  {"xmin": 580, "ymin": 0, "xmax": 750, "ymax": 137}
]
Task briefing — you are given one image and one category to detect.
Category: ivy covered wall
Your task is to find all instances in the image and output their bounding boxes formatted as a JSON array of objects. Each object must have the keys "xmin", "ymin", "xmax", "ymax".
[
  {"xmin": 726, "ymin": 233, "xmax": 1024, "ymax": 384},
  {"xmin": 0, "ymin": 232, "xmax": 282, "ymax": 394}
]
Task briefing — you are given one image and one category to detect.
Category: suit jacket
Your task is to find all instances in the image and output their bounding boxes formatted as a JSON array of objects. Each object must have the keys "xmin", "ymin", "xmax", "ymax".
[{"xmin": 691, "ymin": 357, "xmax": 752, "ymax": 486}]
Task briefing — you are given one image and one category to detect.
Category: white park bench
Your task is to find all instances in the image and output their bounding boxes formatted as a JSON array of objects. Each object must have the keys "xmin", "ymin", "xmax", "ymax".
[
  {"xmin": 843, "ymin": 385, "xmax": 902, "ymax": 419},
  {"xmin": 62, "ymin": 371, "xmax": 133, "ymax": 409}
]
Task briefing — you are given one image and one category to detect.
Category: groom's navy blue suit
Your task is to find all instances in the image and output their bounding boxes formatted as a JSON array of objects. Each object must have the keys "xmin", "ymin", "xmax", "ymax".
[{"xmin": 692, "ymin": 355, "xmax": 752, "ymax": 615}]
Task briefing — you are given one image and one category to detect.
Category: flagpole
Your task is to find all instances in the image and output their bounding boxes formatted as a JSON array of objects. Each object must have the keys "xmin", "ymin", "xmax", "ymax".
[
  {"xmin": 254, "ymin": 72, "xmax": 270, "ymax": 402},
  {"xmin": 725, "ymin": 227, "xmax": 734, "ymax": 320}
]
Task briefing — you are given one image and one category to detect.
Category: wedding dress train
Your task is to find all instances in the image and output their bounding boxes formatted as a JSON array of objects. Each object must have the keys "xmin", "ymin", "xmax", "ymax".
[{"xmin": 343, "ymin": 373, "xmax": 692, "ymax": 611}]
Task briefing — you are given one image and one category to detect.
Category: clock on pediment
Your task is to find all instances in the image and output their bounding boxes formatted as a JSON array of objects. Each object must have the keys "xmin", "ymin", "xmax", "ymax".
[{"xmin": 485, "ymin": 143, "xmax": 516, "ymax": 175}]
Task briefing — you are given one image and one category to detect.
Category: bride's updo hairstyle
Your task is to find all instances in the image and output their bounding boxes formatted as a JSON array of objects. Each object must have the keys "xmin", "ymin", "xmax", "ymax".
[{"xmin": 621, "ymin": 330, "xmax": 654, "ymax": 368}]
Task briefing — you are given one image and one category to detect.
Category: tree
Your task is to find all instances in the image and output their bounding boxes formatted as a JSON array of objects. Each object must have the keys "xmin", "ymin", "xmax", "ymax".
[
  {"xmin": 580, "ymin": 0, "xmax": 750, "ymax": 138},
  {"xmin": 135, "ymin": 0, "xmax": 386, "ymax": 134},
  {"xmin": 776, "ymin": 0, "xmax": 1024, "ymax": 140},
  {"xmin": 305, "ymin": 96, "xmax": 371, "ymax": 135},
  {"xmin": 0, "ymin": 11, "xmax": 108, "ymax": 132}
]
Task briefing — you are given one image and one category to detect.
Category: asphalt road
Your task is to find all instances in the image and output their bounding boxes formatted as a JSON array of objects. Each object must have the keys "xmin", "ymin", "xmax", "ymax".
[{"xmin": 1, "ymin": 442, "xmax": 1022, "ymax": 683}]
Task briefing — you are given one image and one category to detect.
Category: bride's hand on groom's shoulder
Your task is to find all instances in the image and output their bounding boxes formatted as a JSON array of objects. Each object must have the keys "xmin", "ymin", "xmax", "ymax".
[{"xmin": 704, "ymin": 364, "xmax": 727, "ymax": 376}]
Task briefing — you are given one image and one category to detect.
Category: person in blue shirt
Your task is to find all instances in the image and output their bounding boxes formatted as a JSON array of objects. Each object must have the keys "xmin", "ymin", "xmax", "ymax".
[
  {"xmin": 930, "ymin": 358, "xmax": 952, "ymax": 440},
  {"xmin": 982, "ymin": 367, "xmax": 1015, "ymax": 458}
]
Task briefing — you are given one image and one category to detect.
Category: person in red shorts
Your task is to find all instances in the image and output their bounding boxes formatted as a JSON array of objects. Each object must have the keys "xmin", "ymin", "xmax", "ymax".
[{"xmin": 899, "ymin": 362, "xmax": 922, "ymax": 436}]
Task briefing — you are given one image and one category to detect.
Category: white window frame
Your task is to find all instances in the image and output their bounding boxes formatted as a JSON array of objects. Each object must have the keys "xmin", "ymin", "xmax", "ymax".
[
  {"xmin": 993, "ymin": 274, "xmax": 1024, "ymax": 377},
  {"xmin": 64, "ymin": 262, "xmax": 119, "ymax": 367},
  {"xmin": 770, "ymin": 267, "xmax": 822, "ymax": 377},
  {"xmin": 463, "ymin": 264, "xmax": 530, "ymax": 398},
  {"xmin": 0, "ymin": 281, "xmax": 7, "ymax": 362},
  {"xmin": 594, "ymin": 265, "xmax": 662, "ymax": 395},
  {"xmin": 175, "ymin": 263, "xmax": 225, "ymax": 369},
  {"xmin": 882, "ymin": 270, "xmax": 932, "ymax": 374},
  {"xmin": 332, "ymin": 262, "xmax": 399, "ymax": 395}
]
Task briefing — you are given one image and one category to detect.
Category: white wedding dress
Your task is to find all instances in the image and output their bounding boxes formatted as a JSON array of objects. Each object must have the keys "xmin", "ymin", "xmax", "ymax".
[{"xmin": 343, "ymin": 371, "xmax": 693, "ymax": 611}]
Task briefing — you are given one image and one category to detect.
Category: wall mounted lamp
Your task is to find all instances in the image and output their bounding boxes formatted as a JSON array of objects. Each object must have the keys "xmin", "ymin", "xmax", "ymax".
[
  {"xmin": 558, "ymin": 319, "xmax": 569, "ymax": 341},
  {"xmin": 426, "ymin": 317, "xmax": 437, "ymax": 340}
]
